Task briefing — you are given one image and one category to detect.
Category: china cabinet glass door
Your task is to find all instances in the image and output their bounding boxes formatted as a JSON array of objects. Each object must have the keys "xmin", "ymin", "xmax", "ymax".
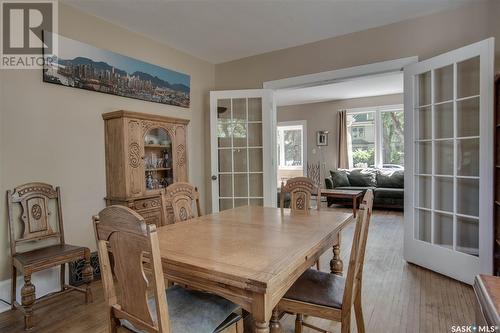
[
  {"xmin": 404, "ymin": 38, "xmax": 495, "ymax": 284},
  {"xmin": 210, "ymin": 90, "xmax": 275, "ymax": 212},
  {"xmin": 144, "ymin": 127, "xmax": 173, "ymax": 191}
]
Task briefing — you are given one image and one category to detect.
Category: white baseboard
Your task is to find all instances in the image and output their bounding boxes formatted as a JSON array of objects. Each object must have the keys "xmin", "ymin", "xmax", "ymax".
[{"xmin": 0, "ymin": 267, "xmax": 62, "ymax": 313}]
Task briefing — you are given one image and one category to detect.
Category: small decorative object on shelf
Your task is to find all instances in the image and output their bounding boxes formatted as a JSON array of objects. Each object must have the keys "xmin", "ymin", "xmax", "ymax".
[{"xmin": 103, "ymin": 110, "xmax": 189, "ymax": 226}]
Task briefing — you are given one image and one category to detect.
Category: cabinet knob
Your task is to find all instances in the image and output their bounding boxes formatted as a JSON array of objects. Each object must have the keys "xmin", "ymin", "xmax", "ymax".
[{"xmin": 211, "ymin": 175, "xmax": 217, "ymax": 180}]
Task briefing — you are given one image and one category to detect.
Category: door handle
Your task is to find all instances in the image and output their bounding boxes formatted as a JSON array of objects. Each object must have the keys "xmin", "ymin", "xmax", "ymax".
[{"xmin": 211, "ymin": 175, "xmax": 218, "ymax": 180}]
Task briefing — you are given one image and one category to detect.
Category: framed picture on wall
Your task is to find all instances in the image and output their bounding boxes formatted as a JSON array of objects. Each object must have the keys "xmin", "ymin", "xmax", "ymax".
[
  {"xmin": 316, "ymin": 131, "xmax": 328, "ymax": 146},
  {"xmin": 42, "ymin": 32, "xmax": 191, "ymax": 108}
]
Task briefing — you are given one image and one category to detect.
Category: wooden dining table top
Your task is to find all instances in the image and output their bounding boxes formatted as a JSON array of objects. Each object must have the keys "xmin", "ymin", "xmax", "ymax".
[{"xmin": 156, "ymin": 205, "xmax": 353, "ymax": 293}]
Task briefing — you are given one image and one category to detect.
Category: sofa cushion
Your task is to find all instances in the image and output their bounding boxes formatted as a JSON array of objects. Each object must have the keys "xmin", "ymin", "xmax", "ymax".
[
  {"xmin": 347, "ymin": 169, "xmax": 377, "ymax": 187},
  {"xmin": 374, "ymin": 188, "xmax": 404, "ymax": 199},
  {"xmin": 329, "ymin": 169, "xmax": 350, "ymax": 188},
  {"xmin": 377, "ymin": 170, "xmax": 404, "ymax": 188}
]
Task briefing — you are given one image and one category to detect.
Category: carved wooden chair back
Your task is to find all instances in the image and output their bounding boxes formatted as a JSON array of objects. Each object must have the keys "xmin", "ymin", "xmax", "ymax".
[
  {"xmin": 163, "ymin": 182, "xmax": 202, "ymax": 223},
  {"xmin": 341, "ymin": 190, "xmax": 374, "ymax": 316},
  {"xmin": 93, "ymin": 206, "xmax": 169, "ymax": 333},
  {"xmin": 280, "ymin": 177, "xmax": 320, "ymax": 213},
  {"xmin": 7, "ymin": 182, "xmax": 65, "ymax": 256}
]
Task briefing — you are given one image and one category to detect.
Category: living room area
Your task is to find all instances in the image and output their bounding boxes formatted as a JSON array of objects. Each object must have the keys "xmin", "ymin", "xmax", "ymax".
[{"xmin": 275, "ymin": 71, "xmax": 405, "ymax": 211}]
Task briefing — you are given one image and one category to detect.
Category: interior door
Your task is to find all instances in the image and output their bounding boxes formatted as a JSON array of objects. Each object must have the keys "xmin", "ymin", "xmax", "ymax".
[
  {"xmin": 404, "ymin": 38, "xmax": 495, "ymax": 284},
  {"xmin": 210, "ymin": 89, "xmax": 276, "ymax": 213}
]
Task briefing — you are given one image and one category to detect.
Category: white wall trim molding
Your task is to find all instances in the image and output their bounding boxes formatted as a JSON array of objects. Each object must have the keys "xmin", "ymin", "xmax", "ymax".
[
  {"xmin": 0, "ymin": 267, "xmax": 62, "ymax": 313},
  {"xmin": 263, "ymin": 56, "xmax": 418, "ymax": 90}
]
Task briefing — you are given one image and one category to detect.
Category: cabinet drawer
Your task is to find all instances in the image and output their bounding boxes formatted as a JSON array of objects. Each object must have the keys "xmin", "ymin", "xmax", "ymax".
[
  {"xmin": 140, "ymin": 209, "xmax": 163, "ymax": 227},
  {"xmin": 133, "ymin": 197, "xmax": 162, "ymax": 210}
]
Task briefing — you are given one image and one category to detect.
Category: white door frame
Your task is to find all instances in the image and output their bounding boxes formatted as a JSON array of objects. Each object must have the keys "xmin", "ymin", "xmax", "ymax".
[
  {"xmin": 263, "ymin": 56, "xmax": 418, "ymax": 90},
  {"xmin": 210, "ymin": 89, "xmax": 276, "ymax": 212}
]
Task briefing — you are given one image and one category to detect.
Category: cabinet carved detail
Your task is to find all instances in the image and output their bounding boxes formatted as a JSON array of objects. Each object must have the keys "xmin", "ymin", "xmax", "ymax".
[
  {"xmin": 176, "ymin": 144, "xmax": 186, "ymax": 167},
  {"xmin": 141, "ymin": 120, "xmax": 175, "ymax": 137},
  {"xmin": 128, "ymin": 142, "xmax": 141, "ymax": 168}
]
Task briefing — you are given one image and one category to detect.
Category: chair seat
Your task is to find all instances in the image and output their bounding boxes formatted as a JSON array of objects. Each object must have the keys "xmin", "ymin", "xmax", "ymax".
[
  {"xmin": 284, "ymin": 268, "xmax": 345, "ymax": 309},
  {"xmin": 122, "ymin": 285, "xmax": 240, "ymax": 333},
  {"xmin": 13, "ymin": 244, "xmax": 86, "ymax": 268}
]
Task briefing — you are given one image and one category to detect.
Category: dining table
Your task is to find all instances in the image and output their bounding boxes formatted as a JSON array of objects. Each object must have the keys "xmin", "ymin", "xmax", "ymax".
[{"xmin": 156, "ymin": 205, "xmax": 353, "ymax": 333}]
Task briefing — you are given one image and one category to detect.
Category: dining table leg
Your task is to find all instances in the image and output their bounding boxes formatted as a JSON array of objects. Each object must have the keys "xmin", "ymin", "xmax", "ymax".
[
  {"xmin": 330, "ymin": 232, "xmax": 343, "ymax": 275},
  {"xmin": 255, "ymin": 321, "xmax": 270, "ymax": 333},
  {"xmin": 270, "ymin": 307, "xmax": 283, "ymax": 333}
]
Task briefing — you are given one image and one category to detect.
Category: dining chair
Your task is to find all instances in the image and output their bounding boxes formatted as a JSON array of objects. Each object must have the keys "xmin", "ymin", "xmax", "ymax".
[
  {"xmin": 93, "ymin": 205, "xmax": 243, "ymax": 333},
  {"xmin": 7, "ymin": 182, "xmax": 93, "ymax": 330},
  {"xmin": 280, "ymin": 177, "xmax": 321, "ymax": 270},
  {"xmin": 280, "ymin": 177, "xmax": 321, "ymax": 213},
  {"xmin": 277, "ymin": 189, "xmax": 374, "ymax": 333},
  {"xmin": 163, "ymin": 182, "xmax": 202, "ymax": 223}
]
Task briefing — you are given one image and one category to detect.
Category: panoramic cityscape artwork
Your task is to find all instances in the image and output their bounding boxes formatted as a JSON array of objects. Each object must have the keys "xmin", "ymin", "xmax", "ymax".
[{"xmin": 43, "ymin": 33, "xmax": 190, "ymax": 107}]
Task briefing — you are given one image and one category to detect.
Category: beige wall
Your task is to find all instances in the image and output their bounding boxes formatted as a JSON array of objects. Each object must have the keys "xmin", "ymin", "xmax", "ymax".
[
  {"xmin": 0, "ymin": 4, "xmax": 215, "ymax": 281},
  {"xmin": 278, "ymin": 94, "xmax": 403, "ymax": 176},
  {"xmin": 215, "ymin": 1, "xmax": 500, "ymax": 89}
]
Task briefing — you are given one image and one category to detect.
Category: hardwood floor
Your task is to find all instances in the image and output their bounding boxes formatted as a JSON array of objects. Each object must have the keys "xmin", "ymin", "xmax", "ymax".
[{"xmin": 0, "ymin": 209, "xmax": 474, "ymax": 333}]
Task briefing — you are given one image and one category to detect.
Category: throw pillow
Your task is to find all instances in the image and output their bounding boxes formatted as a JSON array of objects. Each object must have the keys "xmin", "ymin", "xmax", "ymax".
[
  {"xmin": 347, "ymin": 168, "xmax": 377, "ymax": 187},
  {"xmin": 377, "ymin": 169, "xmax": 404, "ymax": 188},
  {"xmin": 330, "ymin": 169, "xmax": 350, "ymax": 187}
]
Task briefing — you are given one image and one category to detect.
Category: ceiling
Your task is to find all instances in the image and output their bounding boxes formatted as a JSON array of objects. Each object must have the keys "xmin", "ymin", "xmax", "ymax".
[
  {"xmin": 63, "ymin": 0, "xmax": 479, "ymax": 64},
  {"xmin": 275, "ymin": 72, "xmax": 403, "ymax": 106}
]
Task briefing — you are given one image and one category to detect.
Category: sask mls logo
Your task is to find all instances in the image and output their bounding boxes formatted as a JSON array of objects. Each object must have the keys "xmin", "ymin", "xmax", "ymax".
[{"xmin": 1, "ymin": 0, "xmax": 58, "ymax": 69}]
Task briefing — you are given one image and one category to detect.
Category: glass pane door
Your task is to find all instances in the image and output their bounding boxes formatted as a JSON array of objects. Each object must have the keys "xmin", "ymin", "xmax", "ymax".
[
  {"xmin": 414, "ymin": 58, "xmax": 480, "ymax": 255},
  {"xmin": 216, "ymin": 97, "xmax": 264, "ymax": 211},
  {"xmin": 405, "ymin": 37, "xmax": 494, "ymax": 284}
]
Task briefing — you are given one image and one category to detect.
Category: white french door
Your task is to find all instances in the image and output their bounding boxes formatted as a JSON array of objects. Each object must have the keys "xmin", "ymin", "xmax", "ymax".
[
  {"xmin": 210, "ymin": 90, "xmax": 276, "ymax": 213},
  {"xmin": 404, "ymin": 38, "xmax": 495, "ymax": 284}
]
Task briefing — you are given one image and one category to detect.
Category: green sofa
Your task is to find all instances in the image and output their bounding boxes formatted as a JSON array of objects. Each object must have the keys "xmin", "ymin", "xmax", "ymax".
[{"xmin": 325, "ymin": 168, "xmax": 404, "ymax": 209}]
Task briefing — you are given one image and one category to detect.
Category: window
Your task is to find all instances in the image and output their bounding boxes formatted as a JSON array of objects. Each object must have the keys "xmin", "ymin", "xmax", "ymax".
[
  {"xmin": 277, "ymin": 124, "xmax": 304, "ymax": 169},
  {"xmin": 381, "ymin": 110, "xmax": 405, "ymax": 167},
  {"xmin": 348, "ymin": 112, "xmax": 375, "ymax": 168},
  {"xmin": 347, "ymin": 106, "xmax": 404, "ymax": 169}
]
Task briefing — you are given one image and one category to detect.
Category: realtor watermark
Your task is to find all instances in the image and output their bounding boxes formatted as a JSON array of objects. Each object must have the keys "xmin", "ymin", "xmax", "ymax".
[
  {"xmin": 451, "ymin": 325, "xmax": 499, "ymax": 332},
  {"xmin": 1, "ymin": 0, "xmax": 57, "ymax": 69}
]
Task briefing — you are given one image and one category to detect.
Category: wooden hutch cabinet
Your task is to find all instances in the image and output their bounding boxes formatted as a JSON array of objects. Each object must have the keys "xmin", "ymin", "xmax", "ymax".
[{"xmin": 102, "ymin": 110, "xmax": 189, "ymax": 226}]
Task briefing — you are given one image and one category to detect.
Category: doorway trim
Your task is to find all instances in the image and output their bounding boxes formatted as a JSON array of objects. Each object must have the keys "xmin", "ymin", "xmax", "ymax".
[{"xmin": 262, "ymin": 56, "xmax": 418, "ymax": 90}]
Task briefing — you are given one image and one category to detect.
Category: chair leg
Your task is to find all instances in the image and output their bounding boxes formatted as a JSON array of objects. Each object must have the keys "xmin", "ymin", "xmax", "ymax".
[
  {"xmin": 60, "ymin": 263, "xmax": 65, "ymax": 291},
  {"xmin": 340, "ymin": 313, "xmax": 351, "ymax": 333},
  {"xmin": 108, "ymin": 309, "xmax": 119, "ymax": 333},
  {"xmin": 21, "ymin": 274, "xmax": 35, "ymax": 330},
  {"xmin": 235, "ymin": 317, "xmax": 244, "ymax": 333},
  {"xmin": 295, "ymin": 314, "xmax": 303, "ymax": 333},
  {"xmin": 82, "ymin": 250, "xmax": 94, "ymax": 303},
  {"xmin": 10, "ymin": 266, "xmax": 17, "ymax": 309},
  {"xmin": 316, "ymin": 259, "xmax": 320, "ymax": 270},
  {"xmin": 354, "ymin": 292, "xmax": 365, "ymax": 333}
]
